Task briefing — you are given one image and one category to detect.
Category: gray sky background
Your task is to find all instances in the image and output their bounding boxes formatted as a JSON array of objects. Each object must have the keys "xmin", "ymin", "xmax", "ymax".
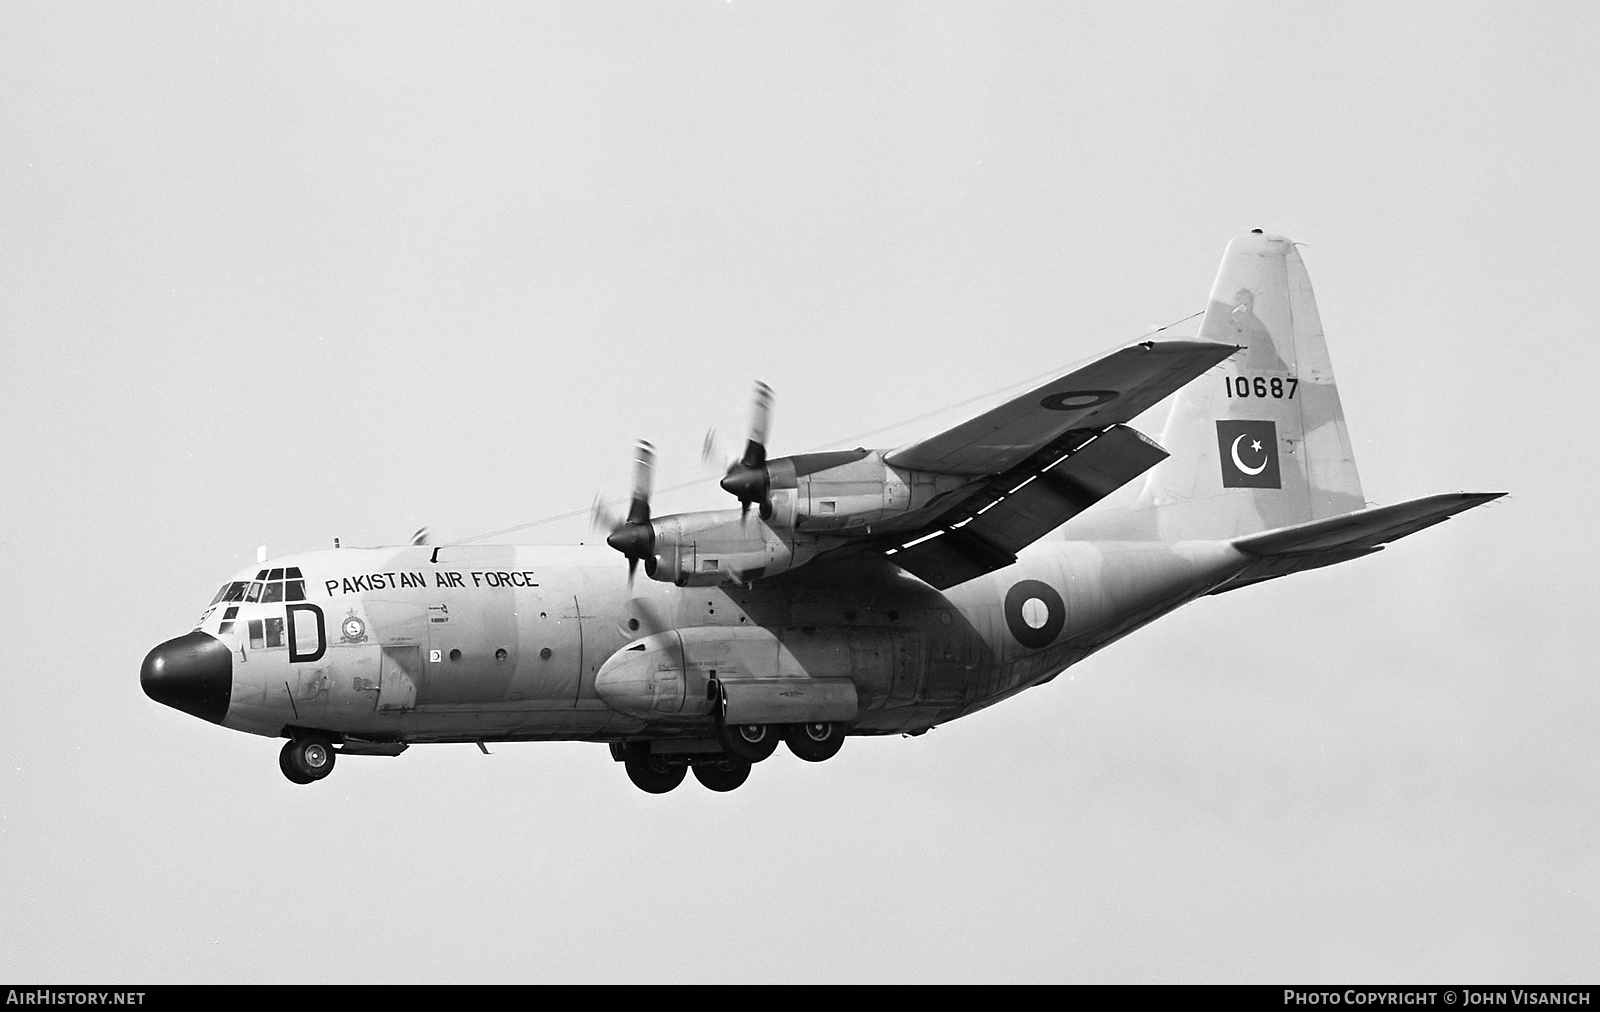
[{"xmin": 3, "ymin": 1, "xmax": 1596, "ymax": 983}]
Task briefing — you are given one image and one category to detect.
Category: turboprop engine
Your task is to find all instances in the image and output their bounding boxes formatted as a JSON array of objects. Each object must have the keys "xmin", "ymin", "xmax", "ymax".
[
  {"xmin": 600, "ymin": 385, "xmax": 971, "ymax": 586},
  {"xmin": 711, "ymin": 382, "xmax": 966, "ymax": 535},
  {"xmin": 642, "ymin": 506, "xmax": 819, "ymax": 586},
  {"xmin": 596, "ymin": 441, "xmax": 824, "ymax": 586},
  {"xmin": 761, "ymin": 448, "xmax": 966, "ymax": 533}
]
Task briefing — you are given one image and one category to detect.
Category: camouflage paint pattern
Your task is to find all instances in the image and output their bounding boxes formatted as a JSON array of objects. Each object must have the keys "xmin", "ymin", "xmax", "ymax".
[{"xmin": 146, "ymin": 233, "xmax": 1499, "ymax": 783}]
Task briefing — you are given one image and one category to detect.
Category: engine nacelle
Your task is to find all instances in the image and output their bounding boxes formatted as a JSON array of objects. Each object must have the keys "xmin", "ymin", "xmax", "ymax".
[
  {"xmin": 635, "ymin": 452, "xmax": 969, "ymax": 586},
  {"xmin": 644, "ymin": 505, "xmax": 818, "ymax": 586},
  {"xmin": 768, "ymin": 449, "xmax": 966, "ymax": 534}
]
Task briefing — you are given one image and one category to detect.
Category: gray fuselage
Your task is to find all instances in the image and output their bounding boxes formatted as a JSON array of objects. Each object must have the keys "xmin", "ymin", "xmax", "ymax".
[{"xmin": 190, "ymin": 537, "xmax": 1248, "ymax": 745}]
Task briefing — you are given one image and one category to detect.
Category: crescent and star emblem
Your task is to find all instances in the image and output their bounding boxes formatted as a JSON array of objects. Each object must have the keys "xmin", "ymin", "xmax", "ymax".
[
  {"xmin": 1215, "ymin": 419, "xmax": 1280, "ymax": 488},
  {"xmin": 1230, "ymin": 434, "xmax": 1269, "ymax": 476}
]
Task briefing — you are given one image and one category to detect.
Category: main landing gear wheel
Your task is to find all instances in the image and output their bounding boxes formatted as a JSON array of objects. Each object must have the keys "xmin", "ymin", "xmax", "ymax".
[
  {"xmin": 785, "ymin": 722, "xmax": 846, "ymax": 763},
  {"xmin": 692, "ymin": 757, "xmax": 752, "ymax": 792},
  {"xmin": 278, "ymin": 743, "xmax": 313, "ymax": 784},
  {"xmin": 623, "ymin": 743, "xmax": 686, "ymax": 794},
  {"xmin": 716, "ymin": 722, "xmax": 780, "ymax": 763},
  {"xmin": 279, "ymin": 734, "xmax": 336, "ymax": 784}
]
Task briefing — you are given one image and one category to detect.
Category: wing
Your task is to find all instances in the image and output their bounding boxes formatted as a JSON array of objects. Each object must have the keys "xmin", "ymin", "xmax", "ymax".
[
  {"xmin": 884, "ymin": 340, "xmax": 1239, "ymax": 476},
  {"xmin": 872, "ymin": 340, "xmax": 1238, "ymax": 589},
  {"xmin": 884, "ymin": 423, "xmax": 1170, "ymax": 588}
]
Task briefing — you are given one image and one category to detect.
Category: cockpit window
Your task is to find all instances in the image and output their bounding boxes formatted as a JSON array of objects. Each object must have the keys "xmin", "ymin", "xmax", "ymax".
[
  {"xmin": 219, "ymin": 567, "xmax": 309, "ymax": 617},
  {"xmin": 253, "ymin": 568, "xmax": 307, "ymax": 604},
  {"xmin": 247, "ymin": 618, "xmax": 285, "ymax": 649},
  {"xmin": 209, "ymin": 582, "xmax": 251, "ymax": 605}
]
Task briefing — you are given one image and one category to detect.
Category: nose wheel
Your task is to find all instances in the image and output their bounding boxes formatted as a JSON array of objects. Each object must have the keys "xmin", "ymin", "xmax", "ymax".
[{"xmin": 279, "ymin": 734, "xmax": 337, "ymax": 784}]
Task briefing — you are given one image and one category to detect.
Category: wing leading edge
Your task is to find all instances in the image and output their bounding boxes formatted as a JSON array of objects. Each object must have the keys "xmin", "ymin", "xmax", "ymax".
[{"xmin": 885, "ymin": 339, "xmax": 1239, "ymax": 476}]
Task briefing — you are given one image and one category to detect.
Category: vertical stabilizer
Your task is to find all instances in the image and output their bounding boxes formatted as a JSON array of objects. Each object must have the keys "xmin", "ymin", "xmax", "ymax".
[{"xmin": 1137, "ymin": 232, "xmax": 1365, "ymax": 540}]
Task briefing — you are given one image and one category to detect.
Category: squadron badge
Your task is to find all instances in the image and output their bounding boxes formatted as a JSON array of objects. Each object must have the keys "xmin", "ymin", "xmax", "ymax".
[{"xmin": 340, "ymin": 613, "xmax": 367, "ymax": 644}]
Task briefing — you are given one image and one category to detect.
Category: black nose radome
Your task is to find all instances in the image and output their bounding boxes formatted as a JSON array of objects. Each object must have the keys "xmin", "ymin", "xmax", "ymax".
[{"xmin": 141, "ymin": 631, "xmax": 232, "ymax": 724}]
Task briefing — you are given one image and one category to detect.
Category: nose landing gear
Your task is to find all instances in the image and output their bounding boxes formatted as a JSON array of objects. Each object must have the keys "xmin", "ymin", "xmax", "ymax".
[{"xmin": 279, "ymin": 734, "xmax": 337, "ymax": 784}]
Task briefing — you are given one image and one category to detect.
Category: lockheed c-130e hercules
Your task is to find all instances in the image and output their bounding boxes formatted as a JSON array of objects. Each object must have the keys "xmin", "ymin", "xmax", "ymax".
[{"xmin": 141, "ymin": 232, "xmax": 1502, "ymax": 793}]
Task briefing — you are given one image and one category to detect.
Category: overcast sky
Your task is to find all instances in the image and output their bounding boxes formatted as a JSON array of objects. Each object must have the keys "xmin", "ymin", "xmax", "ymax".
[{"xmin": 3, "ymin": 1, "xmax": 1596, "ymax": 983}]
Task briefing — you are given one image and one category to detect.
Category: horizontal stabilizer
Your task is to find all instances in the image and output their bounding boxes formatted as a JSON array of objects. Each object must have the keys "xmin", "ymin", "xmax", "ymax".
[{"xmin": 1210, "ymin": 491, "xmax": 1505, "ymax": 594}]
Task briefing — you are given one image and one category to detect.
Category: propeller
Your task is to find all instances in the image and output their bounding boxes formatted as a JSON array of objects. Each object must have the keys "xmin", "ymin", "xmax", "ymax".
[
  {"xmin": 602, "ymin": 439, "xmax": 656, "ymax": 585},
  {"xmin": 700, "ymin": 427, "xmax": 723, "ymax": 470},
  {"xmin": 719, "ymin": 381, "xmax": 775, "ymax": 519}
]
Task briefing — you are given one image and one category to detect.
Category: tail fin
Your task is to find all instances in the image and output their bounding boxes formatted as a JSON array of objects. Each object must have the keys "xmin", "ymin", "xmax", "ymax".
[{"xmin": 1138, "ymin": 231, "xmax": 1365, "ymax": 539}]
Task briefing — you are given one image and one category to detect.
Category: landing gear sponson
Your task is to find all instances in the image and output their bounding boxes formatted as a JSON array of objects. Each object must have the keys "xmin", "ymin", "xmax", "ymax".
[{"xmin": 273, "ymin": 722, "xmax": 848, "ymax": 792}]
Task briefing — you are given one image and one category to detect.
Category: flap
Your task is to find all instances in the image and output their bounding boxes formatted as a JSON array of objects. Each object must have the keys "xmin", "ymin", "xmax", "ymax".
[{"xmin": 886, "ymin": 424, "xmax": 1170, "ymax": 589}]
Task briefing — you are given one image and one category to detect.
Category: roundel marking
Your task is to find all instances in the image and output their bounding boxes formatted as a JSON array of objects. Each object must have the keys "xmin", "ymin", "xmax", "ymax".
[
  {"xmin": 1004, "ymin": 580, "xmax": 1066, "ymax": 649},
  {"xmin": 1040, "ymin": 389, "xmax": 1118, "ymax": 411}
]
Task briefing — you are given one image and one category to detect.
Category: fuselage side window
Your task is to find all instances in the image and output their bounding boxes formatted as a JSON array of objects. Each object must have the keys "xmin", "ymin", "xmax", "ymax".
[
  {"xmin": 248, "ymin": 620, "xmax": 265, "ymax": 649},
  {"xmin": 264, "ymin": 617, "xmax": 284, "ymax": 648}
]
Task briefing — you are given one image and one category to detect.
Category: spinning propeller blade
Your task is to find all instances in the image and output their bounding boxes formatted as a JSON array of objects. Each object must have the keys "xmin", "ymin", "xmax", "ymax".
[
  {"xmin": 720, "ymin": 381, "xmax": 775, "ymax": 520},
  {"xmin": 603, "ymin": 439, "xmax": 656, "ymax": 586}
]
